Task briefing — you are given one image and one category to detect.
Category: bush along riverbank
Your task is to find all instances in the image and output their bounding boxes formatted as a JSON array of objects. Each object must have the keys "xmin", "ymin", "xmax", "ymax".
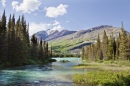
[
  {"xmin": 72, "ymin": 61, "xmax": 130, "ymax": 86},
  {"xmin": 73, "ymin": 70, "xmax": 130, "ymax": 86}
]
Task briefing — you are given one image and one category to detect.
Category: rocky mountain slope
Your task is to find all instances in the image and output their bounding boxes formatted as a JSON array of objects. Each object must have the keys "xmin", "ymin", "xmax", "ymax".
[
  {"xmin": 35, "ymin": 29, "xmax": 76, "ymax": 41},
  {"xmin": 34, "ymin": 25, "xmax": 122, "ymax": 53}
]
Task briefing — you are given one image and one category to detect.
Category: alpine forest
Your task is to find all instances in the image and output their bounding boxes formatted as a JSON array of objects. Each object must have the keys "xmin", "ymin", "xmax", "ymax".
[
  {"xmin": 0, "ymin": 11, "xmax": 52, "ymax": 67},
  {"xmin": 82, "ymin": 23, "xmax": 130, "ymax": 61}
]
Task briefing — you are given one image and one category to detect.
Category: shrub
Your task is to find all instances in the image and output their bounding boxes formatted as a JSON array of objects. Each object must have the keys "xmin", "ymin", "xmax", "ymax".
[{"xmin": 73, "ymin": 70, "xmax": 130, "ymax": 86}]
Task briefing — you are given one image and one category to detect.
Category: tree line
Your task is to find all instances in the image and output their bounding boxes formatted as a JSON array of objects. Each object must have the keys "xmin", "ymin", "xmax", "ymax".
[
  {"xmin": 0, "ymin": 10, "xmax": 52, "ymax": 67},
  {"xmin": 82, "ymin": 25, "xmax": 130, "ymax": 61}
]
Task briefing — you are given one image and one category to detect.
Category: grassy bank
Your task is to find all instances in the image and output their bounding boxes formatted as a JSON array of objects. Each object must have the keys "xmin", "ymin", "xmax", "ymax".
[
  {"xmin": 73, "ymin": 70, "xmax": 130, "ymax": 86},
  {"xmin": 72, "ymin": 61, "xmax": 130, "ymax": 71},
  {"xmin": 72, "ymin": 61, "xmax": 130, "ymax": 86}
]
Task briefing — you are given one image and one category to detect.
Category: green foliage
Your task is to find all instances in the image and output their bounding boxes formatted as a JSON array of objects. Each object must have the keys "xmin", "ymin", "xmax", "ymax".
[
  {"xmin": 48, "ymin": 59, "xmax": 57, "ymax": 62},
  {"xmin": 102, "ymin": 30, "xmax": 108, "ymax": 59},
  {"xmin": 119, "ymin": 29, "xmax": 128, "ymax": 60},
  {"xmin": 73, "ymin": 70, "xmax": 130, "ymax": 86},
  {"xmin": 77, "ymin": 64, "xmax": 89, "ymax": 66},
  {"xmin": 0, "ymin": 10, "xmax": 51, "ymax": 67},
  {"xmin": 82, "ymin": 28, "xmax": 130, "ymax": 62}
]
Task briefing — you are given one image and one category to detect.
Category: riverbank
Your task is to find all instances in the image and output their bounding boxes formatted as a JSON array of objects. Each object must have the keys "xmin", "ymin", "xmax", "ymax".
[
  {"xmin": 0, "ymin": 58, "xmax": 56, "ymax": 68},
  {"xmin": 72, "ymin": 61, "xmax": 130, "ymax": 71},
  {"xmin": 72, "ymin": 61, "xmax": 130, "ymax": 86}
]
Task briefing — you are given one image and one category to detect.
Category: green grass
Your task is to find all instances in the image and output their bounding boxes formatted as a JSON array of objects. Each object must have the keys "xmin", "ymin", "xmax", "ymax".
[
  {"xmin": 72, "ymin": 61, "xmax": 130, "ymax": 86},
  {"xmin": 73, "ymin": 70, "xmax": 130, "ymax": 86},
  {"xmin": 48, "ymin": 28, "xmax": 121, "ymax": 53},
  {"xmin": 73, "ymin": 61, "xmax": 130, "ymax": 71}
]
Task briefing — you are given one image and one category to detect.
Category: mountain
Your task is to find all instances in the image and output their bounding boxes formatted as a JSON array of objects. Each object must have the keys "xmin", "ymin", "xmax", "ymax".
[
  {"xmin": 34, "ymin": 25, "xmax": 122, "ymax": 53},
  {"xmin": 34, "ymin": 29, "xmax": 76, "ymax": 41}
]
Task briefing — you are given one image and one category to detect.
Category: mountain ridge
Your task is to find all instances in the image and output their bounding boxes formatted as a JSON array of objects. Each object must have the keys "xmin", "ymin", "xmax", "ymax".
[{"xmin": 34, "ymin": 25, "xmax": 122, "ymax": 53}]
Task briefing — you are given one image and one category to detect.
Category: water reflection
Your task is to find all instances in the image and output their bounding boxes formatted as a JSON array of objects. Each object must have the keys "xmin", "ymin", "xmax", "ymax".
[{"xmin": 0, "ymin": 58, "xmax": 85, "ymax": 86}]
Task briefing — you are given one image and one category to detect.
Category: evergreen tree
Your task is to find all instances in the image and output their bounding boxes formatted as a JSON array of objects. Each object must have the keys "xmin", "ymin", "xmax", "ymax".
[
  {"xmin": 102, "ymin": 30, "xmax": 108, "ymax": 60},
  {"xmin": 0, "ymin": 10, "xmax": 7, "ymax": 65},
  {"xmin": 113, "ymin": 37, "xmax": 116, "ymax": 60},
  {"xmin": 116, "ymin": 33, "xmax": 121, "ymax": 60},
  {"xmin": 96, "ymin": 34, "xmax": 103, "ymax": 60},
  {"xmin": 45, "ymin": 41, "xmax": 49, "ymax": 59},
  {"xmin": 31, "ymin": 34, "xmax": 38, "ymax": 60},
  {"xmin": 119, "ymin": 29, "xmax": 128, "ymax": 60},
  {"xmin": 38, "ymin": 38, "xmax": 44, "ymax": 61},
  {"xmin": 107, "ymin": 35, "xmax": 114, "ymax": 60},
  {"xmin": 82, "ymin": 47, "xmax": 85, "ymax": 60},
  {"xmin": 127, "ymin": 34, "xmax": 130, "ymax": 60},
  {"xmin": 84, "ymin": 46, "xmax": 89, "ymax": 60},
  {"xmin": 50, "ymin": 45, "xmax": 53, "ymax": 58},
  {"xmin": 1, "ymin": 10, "xmax": 6, "ymax": 30}
]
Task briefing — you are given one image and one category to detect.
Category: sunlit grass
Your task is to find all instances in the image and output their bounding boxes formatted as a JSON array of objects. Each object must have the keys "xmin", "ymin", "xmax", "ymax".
[
  {"xmin": 72, "ymin": 61, "xmax": 130, "ymax": 71},
  {"xmin": 73, "ymin": 70, "xmax": 130, "ymax": 86}
]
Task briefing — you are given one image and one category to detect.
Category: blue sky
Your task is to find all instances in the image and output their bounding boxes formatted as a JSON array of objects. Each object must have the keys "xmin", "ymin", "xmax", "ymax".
[{"xmin": 0, "ymin": 0, "xmax": 130, "ymax": 35}]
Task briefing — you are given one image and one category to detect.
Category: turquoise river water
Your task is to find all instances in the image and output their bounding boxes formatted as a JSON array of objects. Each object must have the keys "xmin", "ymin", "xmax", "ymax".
[{"xmin": 0, "ymin": 58, "xmax": 87, "ymax": 86}]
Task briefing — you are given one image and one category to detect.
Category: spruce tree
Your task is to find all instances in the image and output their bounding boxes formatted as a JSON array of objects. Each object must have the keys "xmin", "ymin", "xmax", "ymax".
[
  {"xmin": 50, "ymin": 45, "xmax": 53, "ymax": 58},
  {"xmin": 96, "ymin": 34, "xmax": 103, "ymax": 60},
  {"xmin": 31, "ymin": 34, "xmax": 38, "ymax": 60},
  {"xmin": 82, "ymin": 47, "xmax": 85, "ymax": 60},
  {"xmin": 107, "ymin": 35, "xmax": 114, "ymax": 60},
  {"xmin": 102, "ymin": 30, "xmax": 108, "ymax": 60},
  {"xmin": 127, "ymin": 34, "xmax": 130, "ymax": 60},
  {"xmin": 0, "ymin": 10, "xmax": 7, "ymax": 65},
  {"xmin": 116, "ymin": 33, "xmax": 121, "ymax": 60},
  {"xmin": 38, "ymin": 38, "xmax": 44, "ymax": 61},
  {"xmin": 119, "ymin": 29, "xmax": 128, "ymax": 60}
]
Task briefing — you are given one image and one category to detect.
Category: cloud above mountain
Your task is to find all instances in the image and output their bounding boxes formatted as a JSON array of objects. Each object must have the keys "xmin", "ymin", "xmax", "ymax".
[
  {"xmin": 44, "ymin": 4, "xmax": 68, "ymax": 18},
  {"xmin": 12, "ymin": 0, "xmax": 41, "ymax": 13},
  {"xmin": 29, "ymin": 20, "xmax": 64, "ymax": 36}
]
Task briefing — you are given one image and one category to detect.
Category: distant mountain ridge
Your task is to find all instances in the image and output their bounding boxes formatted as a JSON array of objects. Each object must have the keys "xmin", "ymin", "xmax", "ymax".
[
  {"xmin": 34, "ymin": 25, "xmax": 122, "ymax": 53},
  {"xmin": 34, "ymin": 29, "xmax": 76, "ymax": 41}
]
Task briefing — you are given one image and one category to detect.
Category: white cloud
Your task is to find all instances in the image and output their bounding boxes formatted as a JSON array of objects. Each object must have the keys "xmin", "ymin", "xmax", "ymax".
[
  {"xmin": 29, "ymin": 22, "xmax": 51, "ymax": 36},
  {"xmin": 53, "ymin": 20, "xmax": 60, "ymax": 26},
  {"xmin": 0, "ymin": 0, "xmax": 6, "ymax": 7},
  {"xmin": 12, "ymin": 0, "xmax": 41, "ymax": 13},
  {"xmin": 29, "ymin": 20, "xmax": 64, "ymax": 36},
  {"xmin": 52, "ymin": 25, "xmax": 64, "ymax": 31},
  {"xmin": 12, "ymin": 1, "xmax": 19, "ymax": 9},
  {"xmin": 44, "ymin": 4, "xmax": 68, "ymax": 18}
]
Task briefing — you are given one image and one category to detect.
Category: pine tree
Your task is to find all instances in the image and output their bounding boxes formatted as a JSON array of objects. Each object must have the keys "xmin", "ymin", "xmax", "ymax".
[
  {"xmin": 107, "ymin": 35, "xmax": 114, "ymax": 60},
  {"xmin": 0, "ymin": 10, "xmax": 7, "ymax": 65},
  {"xmin": 113, "ymin": 37, "xmax": 116, "ymax": 60},
  {"xmin": 119, "ymin": 29, "xmax": 128, "ymax": 60},
  {"xmin": 38, "ymin": 38, "xmax": 44, "ymax": 61},
  {"xmin": 1, "ymin": 10, "xmax": 6, "ymax": 30},
  {"xmin": 31, "ymin": 34, "xmax": 38, "ymax": 60},
  {"xmin": 102, "ymin": 30, "xmax": 108, "ymax": 60},
  {"xmin": 82, "ymin": 47, "xmax": 85, "ymax": 60},
  {"xmin": 84, "ymin": 46, "xmax": 88, "ymax": 60},
  {"xmin": 116, "ymin": 33, "xmax": 121, "ymax": 60},
  {"xmin": 45, "ymin": 41, "xmax": 49, "ymax": 59},
  {"xmin": 127, "ymin": 34, "xmax": 130, "ymax": 60},
  {"xmin": 50, "ymin": 45, "xmax": 53, "ymax": 58},
  {"xmin": 96, "ymin": 34, "xmax": 103, "ymax": 60}
]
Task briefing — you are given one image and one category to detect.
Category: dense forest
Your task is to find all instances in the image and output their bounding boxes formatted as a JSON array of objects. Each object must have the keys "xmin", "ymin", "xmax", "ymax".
[
  {"xmin": 82, "ymin": 24, "xmax": 130, "ymax": 61},
  {"xmin": 0, "ymin": 11, "xmax": 52, "ymax": 67}
]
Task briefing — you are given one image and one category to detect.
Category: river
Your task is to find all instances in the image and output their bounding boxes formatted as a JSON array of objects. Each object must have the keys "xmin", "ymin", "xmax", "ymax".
[{"xmin": 0, "ymin": 58, "xmax": 86, "ymax": 86}]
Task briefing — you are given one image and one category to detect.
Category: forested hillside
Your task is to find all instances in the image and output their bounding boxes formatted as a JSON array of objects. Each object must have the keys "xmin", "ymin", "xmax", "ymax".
[
  {"xmin": 82, "ymin": 25, "xmax": 130, "ymax": 61},
  {"xmin": 0, "ymin": 11, "xmax": 52, "ymax": 67}
]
